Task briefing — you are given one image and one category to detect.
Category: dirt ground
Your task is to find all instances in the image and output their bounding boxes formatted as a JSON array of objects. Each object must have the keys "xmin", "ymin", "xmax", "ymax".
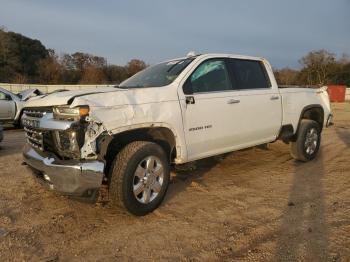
[{"xmin": 0, "ymin": 103, "xmax": 349, "ymax": 262}]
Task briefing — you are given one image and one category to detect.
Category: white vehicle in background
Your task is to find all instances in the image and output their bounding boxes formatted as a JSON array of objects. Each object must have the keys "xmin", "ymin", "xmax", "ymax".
[
  {"xmin": 0, "ymin": 87, "xmax": 42, "ymax": 127},
  {"xmin": 22, "ymin": 53, "xmax": 333, "ymax": 216}
]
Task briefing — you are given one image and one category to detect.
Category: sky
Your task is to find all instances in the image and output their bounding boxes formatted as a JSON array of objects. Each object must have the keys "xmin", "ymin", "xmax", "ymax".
[{"xmin": 0, "ymin": 0, "xmax": 349, "ymax": 69}]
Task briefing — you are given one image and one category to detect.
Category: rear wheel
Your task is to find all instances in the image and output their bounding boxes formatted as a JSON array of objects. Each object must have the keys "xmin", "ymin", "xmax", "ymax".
[
  {"xmin": 291, "ymin": 119, "xmax": 321, "ymax": 161},
  {"xmin": 109, "ymin": 141, "xmax": 170, "ymax": 216}
]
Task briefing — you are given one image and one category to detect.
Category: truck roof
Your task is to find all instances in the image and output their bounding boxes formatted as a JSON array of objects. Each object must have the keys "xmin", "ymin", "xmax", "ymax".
[{"xmin": 163, "ymin": 53, "xmax": 266, "ymax": 63}]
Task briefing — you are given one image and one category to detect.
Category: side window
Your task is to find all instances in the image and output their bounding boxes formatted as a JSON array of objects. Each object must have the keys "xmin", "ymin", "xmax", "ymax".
[
  {"xmin": 227, "ymin": 59, "xmax": 271, "ymax": 90},
  {"xmin": 0, "ymin": 92, "xmax": 8, "ymax": 100},
  {"xmin": 184, "ymin": 59, "xmax": 232, "ymax": 94}
]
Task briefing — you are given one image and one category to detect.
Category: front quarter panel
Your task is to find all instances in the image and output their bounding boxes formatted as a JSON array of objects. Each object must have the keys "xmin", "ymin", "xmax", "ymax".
[{"xmin": 71, "ymin": 85, "xmax": 188, "ymax": 163}]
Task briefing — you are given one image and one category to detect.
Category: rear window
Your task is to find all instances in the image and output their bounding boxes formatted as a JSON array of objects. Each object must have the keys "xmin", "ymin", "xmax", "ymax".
[{"xmin": 227, "ymin": 59, "xmax": 271, "ymax": 90}]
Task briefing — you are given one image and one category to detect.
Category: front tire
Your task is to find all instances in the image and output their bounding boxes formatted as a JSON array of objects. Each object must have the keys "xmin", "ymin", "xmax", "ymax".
[
  {"xmin": 109, "ymin": 141, "xmax": 170, "ymax": 216},
  {"xmin": 291, "ymin": 119, "xmax": 321, "ymax": 162}
]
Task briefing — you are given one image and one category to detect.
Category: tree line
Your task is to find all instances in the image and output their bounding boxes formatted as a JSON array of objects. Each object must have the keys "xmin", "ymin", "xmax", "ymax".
[
  {"xmin": 0, "ymin": 28, "xmax": 146, "ymax": 84},
  {"xmin": 1, "ymin": 28, "xmax": 349, "ymax": 86},
  {"xmin": 275, "ymin": 50, "xmax": 350, "ymax": 86}
]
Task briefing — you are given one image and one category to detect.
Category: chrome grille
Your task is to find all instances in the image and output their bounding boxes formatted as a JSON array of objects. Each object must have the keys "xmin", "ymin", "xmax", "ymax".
[
  {"xmin": 23, "ymin": 110, "xmax": 47, "ymax": 118},
  {"xmin": 23, "ymin": 108, "xmax": 52, "ymax": 151},
  {"xmin": 24, "ymin": 127, "xmax": 44, "ymax": 151},
  {"xmin": 22, "ymin": 107, "xmax": 81, "ymax": 158}
]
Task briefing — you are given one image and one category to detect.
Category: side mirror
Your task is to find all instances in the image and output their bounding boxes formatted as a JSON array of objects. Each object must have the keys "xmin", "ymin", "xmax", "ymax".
[
  {"xmin": 5, "ymin": 94, "xmax": 12, "ymax": 101},
  {"xmin": 183, "ymin": 79, "xmax": 193, "ymax": 95}
]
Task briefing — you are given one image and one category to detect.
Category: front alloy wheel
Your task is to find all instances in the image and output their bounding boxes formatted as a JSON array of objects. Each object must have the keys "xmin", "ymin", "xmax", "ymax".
[
  {"xmin": 133, "ymin": 156, "xmax": 164, "ymax": 204},
  {"xmin": 109, "ymin": 141, "xmax": 170, "ymax": 216}
]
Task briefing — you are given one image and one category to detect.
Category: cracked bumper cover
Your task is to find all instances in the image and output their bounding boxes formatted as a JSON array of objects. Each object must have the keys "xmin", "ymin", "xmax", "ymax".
[{"xmin": 23, "ymin": 144, "xmax": 105, "ymax": 196}]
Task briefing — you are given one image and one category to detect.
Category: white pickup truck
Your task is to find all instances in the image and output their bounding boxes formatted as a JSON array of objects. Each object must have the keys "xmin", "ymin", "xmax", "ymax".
[{"xmin": 22, "ymin": 53, "xmax": 333, "ymax": 215}]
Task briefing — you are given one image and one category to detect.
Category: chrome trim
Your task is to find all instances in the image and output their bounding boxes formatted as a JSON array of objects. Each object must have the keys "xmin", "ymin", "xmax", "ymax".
[
  {"xmin": 25, "ymin": 134, "xmax": 42, "ymax": 144},
  {"xmin": 22, "ymin": 112, "xmax": 75, "ymax": 131},
  {"xmin": 40, "ymin": 113, "xmax": 75, "ymax": 130},
  {"xmin": 24, "ymin": 127, "xmax": 43, "ymax": 136},
  {"xmin": 23, "ymin": 110, "xmax": 47, "ymax": 118},
  {"xmin": 192, "ymin": 87, "xmax": 272, "ymax": 95},
  {"xmin": 23, "ymin": 144, "xmax": 104, "ymax": 196},
  {"xmin": 24, "ymin": 126, "xmax": 44, "ymax": 151}
]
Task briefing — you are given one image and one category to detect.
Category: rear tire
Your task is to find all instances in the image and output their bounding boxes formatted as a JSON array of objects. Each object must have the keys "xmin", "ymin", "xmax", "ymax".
[
  {"xmin": 109, "ymin": 141, "xmax": 170, "ymax": 216},
  {"xmin": 291, "ymin": 119, "xmax": 321, "ymax": 162}
]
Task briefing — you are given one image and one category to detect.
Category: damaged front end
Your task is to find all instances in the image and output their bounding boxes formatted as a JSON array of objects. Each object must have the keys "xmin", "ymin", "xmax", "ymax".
[
  {"xmin": 51, "ymin": 105, "xmax": 106, "ymax": 159},
  {"xmin": 22, "ymin": 105, "xmax": 106, "ymax": 199}
]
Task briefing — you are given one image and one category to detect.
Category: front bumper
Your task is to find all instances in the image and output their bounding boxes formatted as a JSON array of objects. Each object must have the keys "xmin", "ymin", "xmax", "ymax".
[{"xmin": 23, "ymin": 144, "xmax": 105, "ymax": 197}]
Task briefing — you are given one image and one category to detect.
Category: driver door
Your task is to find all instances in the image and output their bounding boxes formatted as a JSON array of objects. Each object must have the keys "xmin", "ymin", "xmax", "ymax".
[{"xmin": 178, "ymin": 58, "xmax": 239, "ymax": 160}]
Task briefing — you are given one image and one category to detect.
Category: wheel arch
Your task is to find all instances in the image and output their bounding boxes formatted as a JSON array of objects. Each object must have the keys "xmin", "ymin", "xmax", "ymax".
[
  {"xmin": 297, "ymin": 104, "xmax": 324, "ymax": 131},
  {"xmin": 99, "ymin": 125, "xmax": 178, "ymax": 179}
]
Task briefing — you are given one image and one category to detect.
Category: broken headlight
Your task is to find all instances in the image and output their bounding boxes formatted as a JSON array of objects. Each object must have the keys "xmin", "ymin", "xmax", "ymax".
[{"xmin": 54, "ymin": 130, "xmax": 80, "ymax": 158}]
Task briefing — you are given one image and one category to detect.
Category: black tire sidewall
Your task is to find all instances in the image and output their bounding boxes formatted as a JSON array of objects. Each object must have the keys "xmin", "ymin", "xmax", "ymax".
[
  {"xmin": 299, "ymin": 120, "xmax": 321, "ymax": 161},
  {"xmin": 122, "ymin": 143, "xmax": 170, "ymax": 215}
]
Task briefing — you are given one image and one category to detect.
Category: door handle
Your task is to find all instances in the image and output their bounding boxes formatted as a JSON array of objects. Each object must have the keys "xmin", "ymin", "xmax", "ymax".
[
  {"xmin": 227, "ymin": 99, "xmax": 240, "ymax": 104},
  {"xmin": 270, "ymin": 95, "xmax": 279, "ymax": 100},
  {"xmin": 185, "ymin": 96, "xmax": 195, "ymax": 104}
]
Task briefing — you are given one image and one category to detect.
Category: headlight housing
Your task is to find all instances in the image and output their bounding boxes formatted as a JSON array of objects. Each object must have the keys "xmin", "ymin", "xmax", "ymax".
[
  {"xmin": 53, "ymin": 105, "xmax": 89, "ymax": 121},
  {"xmin": 54, "ymin": 130, "xmax": 80, "ymax": 158}
]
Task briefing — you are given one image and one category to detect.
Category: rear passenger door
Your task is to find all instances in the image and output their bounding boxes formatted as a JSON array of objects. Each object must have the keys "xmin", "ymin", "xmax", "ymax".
[{"xmin": 225, "ymin": 58, "xmax": 282, "ymax": 147}]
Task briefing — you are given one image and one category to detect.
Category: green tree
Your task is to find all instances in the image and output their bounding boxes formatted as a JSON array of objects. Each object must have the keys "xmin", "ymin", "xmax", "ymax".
[{"xmin": 0, "ymin": 28, "xmax": 48, "ymax": 83}]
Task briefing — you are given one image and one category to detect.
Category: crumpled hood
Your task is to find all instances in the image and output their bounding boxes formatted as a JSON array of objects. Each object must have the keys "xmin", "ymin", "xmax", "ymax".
[
  {"xmin": 18, "ymin": 89, "xmax": 43, "ymax": 101},
  {"xmin": 24, "ymin": 87, "xmax": 119, "ymax": 108},
  {"xmin": 23, "ymin": 85, "xmax": 178, "ymax": 112}
]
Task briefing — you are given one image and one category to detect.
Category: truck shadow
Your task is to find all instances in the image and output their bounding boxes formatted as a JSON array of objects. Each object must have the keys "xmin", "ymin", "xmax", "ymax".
[
  {"xmin": 165, "ymin": 154, "xmax": 229, "ymax": 203},
  {"xmin": 335, "ymin": 127, "xmax": 350, "ymax": 148},
  {"xmin": 274, "ymin": 149, "xmax": 329, "ymax": 261}
]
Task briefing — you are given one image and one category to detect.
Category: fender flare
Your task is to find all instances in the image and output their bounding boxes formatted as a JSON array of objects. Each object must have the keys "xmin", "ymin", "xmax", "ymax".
[
  {"xmin": 296, "ymin": 104, "xmax": 324, "ymax": 133},
  {"xmin": 107, "ymin": 122, "xmax": 185, "ymax": 161}
]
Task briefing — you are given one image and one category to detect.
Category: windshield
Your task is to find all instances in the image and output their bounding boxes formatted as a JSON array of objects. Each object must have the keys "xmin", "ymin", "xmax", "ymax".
[{"xmin": 119, "ymin": 58, "xmax": 194, "ymax": 88}]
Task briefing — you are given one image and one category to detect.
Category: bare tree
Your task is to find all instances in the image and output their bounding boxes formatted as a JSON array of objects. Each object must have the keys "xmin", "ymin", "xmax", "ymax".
[
  {"xmin": 126, "ymin": 59, "xmax": 146, "ymax": 77},
  {"xmin": 299, "ymin": 50, "xmax": 336, "ymax": 85},
  {"xmin": 79, "ymin": 65, "xmax": 106, "ymax": 84},
  {"xmin": 274, "ymin": 68, "xmax": 299, "ymax": 85},
  {"xmin": 37, "ymin": 49, "xmax": 62, "ymax": 84}
]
